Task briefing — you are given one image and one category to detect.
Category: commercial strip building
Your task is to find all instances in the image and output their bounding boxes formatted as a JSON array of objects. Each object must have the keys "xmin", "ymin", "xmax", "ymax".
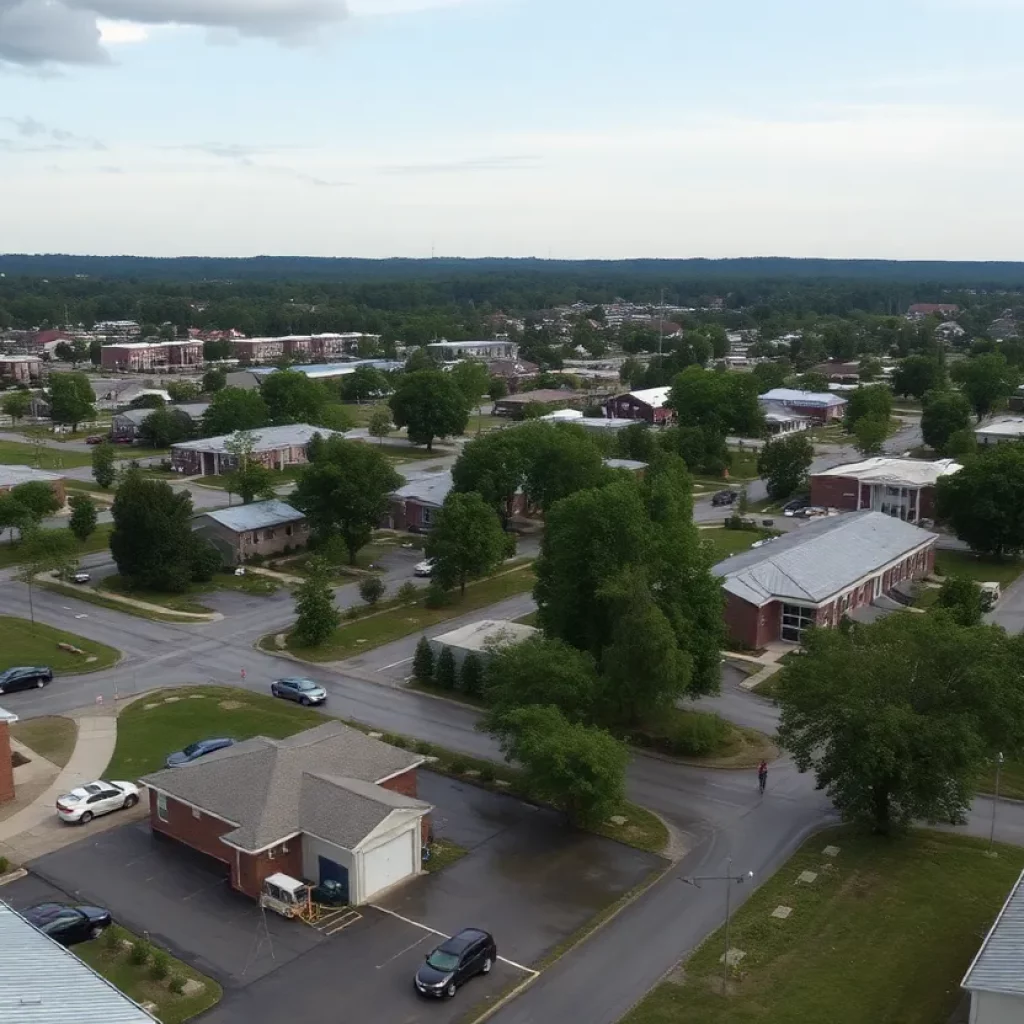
[
  {"xmin": 714, "ymin": 511, "xmax": 937, "ymax": 648},
  {"xmin": 757, "ymin": 388, "xmax": 848, "ymax": 424},
  {"xmin": 975, "ymin": 417, "xmax": 1024, "ymax": 446},
  {"xmin": 170, "ymin": 424, "xmax": 344, "ymax": 476},
  {"xmin": 810, "ymin": 457, "xmax": 961, "ymax": 524},
  {"xmin": 426, "ymin": 339, "xmax": 518, "ymax": 362},
  {"xmin": 604, "ymin": 386, "xmax": 673, "ymax": 424},
  {"xmin": 192, "ymin": 500, "xmax": 309, "ymax": 565},
  {"xmin": 0, "ymin": 465, "xmax": 66, "ymax": 505},
  {"xmin": 100, "ymin": 340, "xmax": 203, "ymax": 371},
  {"xmin": 141, "ymin": 722, "xmax": 431, "ymax": 905}
]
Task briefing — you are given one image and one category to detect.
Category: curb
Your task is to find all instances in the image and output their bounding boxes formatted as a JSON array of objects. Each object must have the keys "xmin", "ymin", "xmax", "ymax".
[{"xmin": 0, "ymin": 868, "xmax": 27, "ymax": 887}]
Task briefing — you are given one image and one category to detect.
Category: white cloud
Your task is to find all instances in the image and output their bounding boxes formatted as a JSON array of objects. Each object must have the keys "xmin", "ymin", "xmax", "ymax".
[{"xmin": 97, "ymin": 18, "xmax": 150, "ymax": 44}]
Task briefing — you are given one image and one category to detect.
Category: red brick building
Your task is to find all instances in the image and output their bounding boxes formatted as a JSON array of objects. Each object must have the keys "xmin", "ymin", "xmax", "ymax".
[
  {"xmin": 810, "ymin": 457, "xmax": 961, "ymax": 524},
  {"xmin": 605, "ymin": 386, "xmax": 673, "ymax": 424},
  {"xmin": 715, "ymin": 511, "xmax": 937, "ymax": 649},
  {"xmin": 0, "ymin": 708, "xmax": 16, "ymax": 804},
  {"xmin": 100, "ymin": 341, "xmax": 202, "ymax": 371},
  {"xmin": 171, "ymin": 424, "xmax": 344, "ymax": 476},
  {"xmin": 141, "ymin": 722, "xmax": 431, "ymax": 904}
]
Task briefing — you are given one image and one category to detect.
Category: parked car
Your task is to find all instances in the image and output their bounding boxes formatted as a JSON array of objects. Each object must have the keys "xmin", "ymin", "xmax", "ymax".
[
  {"xmin": 165, "ymin": 737, "xmax": 235, "ymax": 768},
  {"xmin": 796, "ymin": 505, "xmax": 827, "ymax": 518},
  {"xmin": 782, "ymin": 497, "xmax": 811, "ymax": 516},
  {"xmin": 0, "ymin": 666, "xmax": 53, "ymax": 695},
  {"xmin": 310, "ymin": 878, "xmax": 347, "ymax": 906},
  {"xmin": 980, "ymin": 582, "xmax": 1001, "ymax": 611},
  {"xmin": 414, "ymin": 928, "xmax": 497, "ymax": 999},
  {"xmin": 711, "ymin": 490, "xmax": 738, "ymax": 507},
  {"xmin": 22, "ymin": 903, "xmax": 112, "ymax": 946},
  {"xmin": 271, "ymin": 677, "xmax": 327, "ymax": 706},
  {"xmin": 56, "ymin": 780, "xmax": 140, "ymax": 825},
  {"xmin": 414, "ymin": 558, "xmax": 435, "ymax": 577},
  {"xmin": 72, "ymin": 571, "xmax": 91, "ymax": 584},
  {"xmin": 84, "ymin": 435, "xmax": 108, "ymax": 445}
]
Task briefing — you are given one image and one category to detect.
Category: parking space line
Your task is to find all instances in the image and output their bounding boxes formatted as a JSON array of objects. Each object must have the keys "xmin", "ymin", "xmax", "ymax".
[
  {"xmin": 375, "ymin": 933, "xmax": 430, "ymax": 969},
  {"xmin": 380, "ymin": 656, "xmax": 414, "ymax": 671},
  {"xmin": 370, "ymin": 905, "xmax": 538, "ymax": 976}
]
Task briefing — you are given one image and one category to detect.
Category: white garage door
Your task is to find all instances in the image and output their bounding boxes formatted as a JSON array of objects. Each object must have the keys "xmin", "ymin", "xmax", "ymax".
[{"xmin": 362, "ymin": 828, "xmax": 416, "ymax": 901}]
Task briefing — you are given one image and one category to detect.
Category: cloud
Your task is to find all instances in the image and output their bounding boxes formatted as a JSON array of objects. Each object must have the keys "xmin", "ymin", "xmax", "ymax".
[
  {"xmin": 0, "ymin": 0, "xmax": 108, "ymax": 66},
  {"xmin": 97, "ymin": 18, "xmax": 150, "ymax": 43},
  {"xmin": 378, "ymin": 154, "xmax": 541, "ymax": 175},
  {"xmin": 170, "ymin": 139, "xmax": 348, "ymax": 186},
  {"xmin": 0, "ymin": 114, "xmax": 106, "ymax": 149}
]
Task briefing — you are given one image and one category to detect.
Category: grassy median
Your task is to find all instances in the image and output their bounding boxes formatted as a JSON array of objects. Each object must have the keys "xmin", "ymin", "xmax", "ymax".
[{"xmin": 0, "ymin": 615, "xmax": 120, "ymax": 674}]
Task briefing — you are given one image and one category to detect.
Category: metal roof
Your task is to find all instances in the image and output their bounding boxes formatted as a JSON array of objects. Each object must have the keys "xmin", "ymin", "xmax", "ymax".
[
  {"xmin": 393, "ymin": 470, "xmax": 453, "ymax": 508},
  {"xmin": 815, "ymin": 457, "xmax": 962, "ymax": 488},
  {"xmin": 171, "ymin": 423, "xmax": 344, "ymax": 454},
  {"xmin": 0, "ymin": 902, "xmax": 158, "ymax": 1024},
  {"xmin": 626, "ymin": 386, "xmax": 671, "ymax": 408},
  {"xmin": 759, "ymin": 388, "xmax": 848, "ymax": 407},
  {"xmin": 962, "ymin": 869, "xmax": 1024, "ymax": 996},
  {"xmin": 605, "ymin": 458, "xmax": 648, "ymax": 472},
  {"xmin": 976, "ymin": 417, "xmax": 1024, "ymax": 438},
  {"xmin": 197, "ymin": 500, "xmax": 305, "ymax": 533},
  {"xmin": 713, "ymin": 511, "xmax": 936, "ymax": 606}
]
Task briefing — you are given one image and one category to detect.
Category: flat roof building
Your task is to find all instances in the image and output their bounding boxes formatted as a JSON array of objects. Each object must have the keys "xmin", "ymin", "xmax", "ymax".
[
  {"xmin": 758, "ymin": 388, "xmax": 848, "ymax": 424},
  {"xmin": 976, "ymin": 417, "xmax": 1024, "ymax": 446},
  {"xmin": 430, "ymin": 619, "xmax": 539, "ymax": 666},
  {"xmin": 426, "ymin": 339, "xmax": 518, "ymax": 362}
]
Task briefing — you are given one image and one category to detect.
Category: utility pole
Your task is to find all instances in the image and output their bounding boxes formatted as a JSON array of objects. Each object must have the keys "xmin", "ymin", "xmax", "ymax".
[
  {"xmin": 680, "ymin": 857, "xmax": 753, "ymax": 996},
  {"xmin": 989, "ymin": 751, "xmax": 1005, "ymax": 853}
]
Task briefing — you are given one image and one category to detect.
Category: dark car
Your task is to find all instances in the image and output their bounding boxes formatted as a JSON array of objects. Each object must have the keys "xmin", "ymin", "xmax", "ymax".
[
  {"xmin": 22, "ymin": 903, "xmax": 112, "ymax": 946},
  {"xmin": 84, "ymin": 435, "xmax": 108, "ymax": 445},
  {"xmin": 782, "ymin": 497, "xmax": 811, "ymax": 516},
  {"xmin": 271, "ymin": 677, "xmax": 327, "ymax": 706},
  {"xmin": 415, "ymin": 928, "xmax": 497, "ymax": 999},
  {"xmin": 711, "ymin": 489, "xmax": 738, "ymax": 507},
  {"xmin": 0, "ymin": 666, "xmax": 53, "ymax": 695},
  {"xmin": 165, "ymin": 737, "xmax": 235, "ymax": 768}
]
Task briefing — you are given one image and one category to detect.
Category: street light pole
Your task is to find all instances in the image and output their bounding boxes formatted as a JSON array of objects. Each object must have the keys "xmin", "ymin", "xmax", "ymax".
[
  {"xmin": 989, "ymin": 752, "xmax": 1004, "ymax": 853},
  {"xmin": 680, "ymin": 857, "xmax": 754, "ymax": 996}
]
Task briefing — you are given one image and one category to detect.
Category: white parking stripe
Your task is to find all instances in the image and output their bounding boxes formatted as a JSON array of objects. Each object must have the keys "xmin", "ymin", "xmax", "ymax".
[
  {"xmin": 379, "ymin": 656, "xmax": 414, "ymax": 671},
  {"xmin": 370, "ymin": 905, "xmax": 538, "ymax": 976},
  {"xmin": 375, "ymin": 933, "xmax": 430, "ymax": 968}
]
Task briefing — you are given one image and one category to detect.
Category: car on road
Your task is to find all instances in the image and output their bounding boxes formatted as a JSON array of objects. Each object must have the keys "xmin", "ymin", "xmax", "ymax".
[
  {"xmin": 711, "ymin": 490, "xmax": 738, "ymax": 507},
  {"xmin": 414, "ymin": 928, "xmax": 497, "ymax": 999},
  {"xmin": 414, "ymin": 558, "xmax": 435, "ymax": 577},
  {"xmin": 271, "ymin": 677, "xmax": 327, "ymax": 706},
  {"xmin": 84, "ymin": 434, "xmax": 108, "ymax": 445},
  {"xmin": 72, "ymin": 571, "xmax": 91, "ymax": 584},
  {"xmin": 165, "ymin": 737, "xmax": 234, "ymax": 768},
  {"xmin": 782, "ymin": 497, "xmax": 811, "ymax": 516},
  {"xmin": 0, "ymin": 666, "xmax": 53, "ymax": 695},
  {"xmin": 56, "ymin": 780, "xmax": 140, "ymax": 825},
  {"xmin": 22, "ymin": 903, "xmax": 112, "ymax": 946}
]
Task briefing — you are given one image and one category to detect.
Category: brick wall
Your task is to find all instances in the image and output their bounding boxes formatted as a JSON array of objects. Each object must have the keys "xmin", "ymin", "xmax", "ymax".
[
  {"xmin": 722, "ymin": 592, "xmax": 780, "ymax": 649},
  {"xmin": 809, "ymin": 474, "xmax": 858, "ymax": 510},
  {"xmin": 234, "ymin": 839, "xmax": 303, "ymax": 899},
  {"xmin": 0, "ymin": 722, "xmax": 14, "ymax": 804},
  {"xmin": 149, "ymin": 789, "xmax": 234, "ymax": 865},
  {"xmin": 379, "ymin": 769, "xmax": 430, "ymax": 844}
]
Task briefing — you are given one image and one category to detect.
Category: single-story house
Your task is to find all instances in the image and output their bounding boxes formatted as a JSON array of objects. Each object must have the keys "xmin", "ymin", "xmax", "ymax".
[
  {"xmin": 141, "ymin": 722, "xmax": 431, "ymax": 905},
  {"xmin": 430, "ymin": 619, "xmax": 539, "ymax": 668},
  {"xmin": 714, "ymin": 511, "xmax": 937, "ymax": 648},
  {"xmin": 975, "ymin": 417, "xmax": 1024, "ymax": 446},
  {"xmin": 758, "ymin": 388, "xmax": 847, "ymax": 424},
  {"xmin": 605, "ymin": 386, "xmax": 673, "ymax": 425},
  {"xmin": 192, "ymin": 500, "xmax": 308, "ymax": 565},
  {"xmin": 111, "ymin": 402, "xmax": 209, "ymax": 441},
  {"xmin": 961, "ymin": 868, "xmax": 1024, "ymax": 1024},
  {"xmin": 604, "ymin": 457, "xmax": 648, "ymax": 478},
  {"xmin": 761, "ymin": 404, "xmax": 812, "ymax": 436},
  {"xmin": 810, "ymin": 457, "xmax": 961, "ymax": 524},
  {"xmin": 90, "ymin": 380, "xmax": 172, "ymax": 411},
  {"xmin": 492, "ymin": 389, "xmax": 582, "ymax": 419},
  {"xmin": 0, "ymin": 465, "xmax": 66, "ymax": 505},
  {"xmin": 170, "ymin": 423, "xmax": 344, "ymax": 476},
  {"xmin": 0, "ymin": 901, "xmax": 158, "ymax": 1023},
  {"xmin": 0, "ymin": 706, "xmax": 16, "ymax": 804}
]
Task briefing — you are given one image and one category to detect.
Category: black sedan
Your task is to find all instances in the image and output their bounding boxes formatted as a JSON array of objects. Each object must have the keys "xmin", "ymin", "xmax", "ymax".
[
  {"xmin": 711, "ymin": 489, "xmax": 738, "ymax": 507},
  {"xmin": 271, "ymin": 677, "xmax": 327, "ymax": 706},
  {"xmin": 0, "ymin": 666, "xmax": 53, "ymax": 695},
  {"xmin": 415, "ymin": 928, "xmax": 497, "ymax": 999},
  {"xmin": 22, "ymin": 903, "xmax": 112, "ymax": 946}
]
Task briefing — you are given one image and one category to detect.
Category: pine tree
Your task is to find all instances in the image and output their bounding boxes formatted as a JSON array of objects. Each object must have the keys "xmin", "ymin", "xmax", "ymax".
[
  {"xmin": 412, "ymin": 636, "xmax": 434, "ymax": 684},
  {"xmin": 292, "ymin": 558, "xmax": 340, "ymax": 647},
  {"xmin": 434, "ymin": 646, "xmax": 457, "ymax": 690},
  {"xmin": 459, "ymin": 652, "xmax": 483, "ymax": 696}
]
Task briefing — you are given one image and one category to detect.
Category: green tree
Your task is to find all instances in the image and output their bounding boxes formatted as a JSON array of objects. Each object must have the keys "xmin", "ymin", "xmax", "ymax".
[
  {"xmin": 944, "ymin": 427, "xmax": 977, "ymax": 460},
  {"xmin": 668, "ymin": 366, "xmax": 764, "ymax": 437},
  {"xmin": 202, "ymin": 387, "xmax": 268, "ymax": 436},
  {"xmin": 19, "ymin": 527, "xmax": 80, "ymax": 623},
  {"xmin": 223, "ymin": 431, "xmax": 277, "ymax": 505},
  {"xmin": 261, "ymin": 369, "xmax": 329, "ymax": 426},
  {"xmin": 750, "ymin": 361, "xmax": 789, "ymax": 394},
  {"xmin": 451, "ymin": 430, "xmax": 528, "ymax": 528},
  {"xmin": 516, "ymin": 421, "xmax": 608, "ymax": 511},
  {"xmin": 459, "ymin": 651, "xmax": 483, "ymax": 696},
  {"xmin": 664, "ymin": 424, "xmax": 730, "ymax": 476},
  {"xmin": 450, "ymin": 360, "xmax": 491, "ymax": 416},
  {"xmin": 128, "ymin": 393, "xmax": 166, "ymax": 410},
  {"xmin": 48, "ymin": 371, "xmax": 96, "ymax": 430},
  {"xmin": 853, "ymin": 413, "xmax": 890, "ymax": 456},
  {"xmin": 1, "ymin": 391, "xmax": 31, "ymax": 424},
  {"xmin": 68, "ymin": 494, "xmax": 97, "ymax": 542},
  {"xmin": 953, "ymin": 353, "xmax": 1015, "ymax": 421},
  {"xmin": 858, "ymin": 357, "xmax": 883, "ymax": 382},
  {"xmin": 188, "ymin": 536, "xmax": 223, "ymax": 582},
  {"xmin": 367, "ymin": 407, "xmax": 393, "ymax": 444},
  {"xmin": 845, "ymin": 384, "xmax": 892, "ymax": 428},
  {"xmin": 166, "ymin": 380, "xmax": 201, "ymax": 403},
  {"xmin": 936, "ymin": 443, "xmax": 1024, "ymax": 557},
  {"xmin": 292, "ymin": 437, "xmax": 401, "ymax": 564},
  {"xmin": 921, "ymin": 390, "xmax": 972, "ymax": 453},
  {"xmin": 91, "ymin": 441, "xmax": 116, "ymax": 489},
  {"xmin": 54, "ymin": 338, "xmax": 91, "ymax": 367},
  {"xmin": 388, "ymin": 370, "xmax": 469, "ymax": 450},
  {"xmin": 492, "ymin": 705, "xmax": 628, "ymax": 828},
  {"xmin": 777, "ymin": 612, "xmax": 1024, "ymax": 835},
  {"xmin": 412, "ymin": 636, "xmax": 434, "ymax": 684},
  {"xmin": 341, "ymin": 366, "xmax": 388, "ymax": 403},
  {"xmin": 426, "ymin": 492, "xmax": 507, "ymax": 595},
  {"xmin": 9, "ymin": 481, "xmax": 61, "ymax": 523},
  {"xmin": 757, "ymin": 433, "xmax": 814, "ymax": 500},
  {"xmin": 795, "ymin": 371, "xmax": 830, "ymax": 392},
  {"xmin": 488, "ymin": 378, "xmax": 509, "ymax": 401},
  {"xmin": 292, "ymin": 557, "xmax": 340, "ymax": 647},
  {"xmin": 892, "ymin": 355, "xmax": 944, "ymax": 400},
  {"xmin": 202, "ymin": 368, "xmax": 227, "ymax": 393},
  {"xmin": 936, "ymin": 576, "xmax": 984, "ymax": 627},
  {"xmin": 138, "ymin": 408, "xmax": 195, "ymax": 449},
  {"xmin": 358, "ymin": 575, "xmax": 386, "ymax": 607},
  {"xmin": 434, "ymin": 646, "xmax": 458, "ymax": 690}
]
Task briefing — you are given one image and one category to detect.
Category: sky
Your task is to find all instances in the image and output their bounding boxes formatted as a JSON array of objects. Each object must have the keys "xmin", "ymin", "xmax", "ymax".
[{"xmin": 1, "ymin": 0, "xmax": 1023, "ymax": 260}]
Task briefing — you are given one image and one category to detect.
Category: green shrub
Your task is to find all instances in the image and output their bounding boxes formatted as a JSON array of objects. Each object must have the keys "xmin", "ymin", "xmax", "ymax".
[
  {"xmin": 129, "ymin": 938, "xmax": 152, "ymax": 966},
  {"xmin": 459, "ymin": 652, "xmax": 483, "ymax": 696},
  {"xmin": 102, "ymin": 925, "xmax": 122, "ymax": 951},
  {"xmin": 434, "ymin": 647, "xmax": 457, "ymax": 690},
  {"xmin": 639, "ymin": 711, "xmax": 732, "ymax": 757},
  {"xmin": 169, "ymin": 975, "xmax": 185, "ymax": 995},
  {"xmin": 359, "ymin": 575, "xmax": 386, "ymax": 607},
  {"xmin": 397, "ymin": 581, "xmax": 418, "ymax": 603},
  {"xmin": 389, "ymin": 734, "xmax": 408, "ymax": 749},
  {"xmin": 449, "ymin": 758, "xmax": 467, "ymax": 774},
  {"xmin": 414, "ymin": 739, "xmax": 434, "ymax": 756},
  {"xmin": 149, "ymin": 949, "xmax": 170, "ymax": 981},
  {"xmin": 412, "ymin": 636, "xmax": 434, "ymax": 684},
  {"xmin": 424, "ymin": 583, "xmax": 449, "ymax": 609},
  {"xmin": 0, "ymin": 856, "xmax": 9, "ymax": 874},
  {"xmin": 478, "ymin": 764, "xmax": 496, "ymax": 783}
]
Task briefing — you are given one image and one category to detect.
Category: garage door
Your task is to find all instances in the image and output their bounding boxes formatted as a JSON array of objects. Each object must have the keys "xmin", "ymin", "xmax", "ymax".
[{"xmin": 362, "ymin": 829, "xmax": 415, "ymax": 901}]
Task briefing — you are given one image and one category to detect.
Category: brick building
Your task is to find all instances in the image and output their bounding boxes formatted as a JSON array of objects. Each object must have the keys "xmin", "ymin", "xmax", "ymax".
[
  {"xmin": 100, "ymin": 341, "xmax": 202, "ymax": 371},
  {"xmin": 715, "ymin": 511, "xmax": 937, "ymax": 649},
  {"xmin": 0, "ymin": 355, "xmax": 43, "ymax": 383},
  {"xmin": 810, "ymin": 457, "xmax": 961, "ymax": 524},
  {"xmin": 171, "ymin": 424, "xmax": 344, "ymax": 476},
  {"xmin": 492, "ymin": 389, "xmax": 582, "ymax": 419},
  {"xmin": 605, "ymin": 386, "xmax": 672, "ymax": 424},
  {"xmin": 757, "ymin": 388, "xmax": 847, "ymax": 424},
  {"xmin": 0, "ymin": 707, "xmax": 16, "ymax": 804},
  {"xmin": 141, "ymin": 722, "xmax": 431, "ymax": 905},
  {"xmin": 192, "ymin": 500, "xmax": 309, "ymax": 565}
]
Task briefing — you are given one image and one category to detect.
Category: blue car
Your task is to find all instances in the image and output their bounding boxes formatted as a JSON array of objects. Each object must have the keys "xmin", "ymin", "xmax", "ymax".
[
  {"xmin": 271, "ymin": 677, "xmax": 327, "ymax": 706},
  {"xmin": 165, "ymin": 738, "xmax": 234, "ymax": 768}
]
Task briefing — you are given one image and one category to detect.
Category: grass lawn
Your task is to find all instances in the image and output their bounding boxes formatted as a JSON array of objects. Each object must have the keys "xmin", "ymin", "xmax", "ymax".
[
  {"xmin": 381, "ymin": 445, "xmax": 451, "ymax": 462},
  {"xmin": 700, "ymin": 527, "xmax": 766, "ymax": 561},
  {"xmin": 341, "ymin": 402, "xmax": 388, "ymax": 427},
  {"xmin": 273, "ymin": 564, "xmax": 536, "ymax": 661},
  {"xmin": 461, "ymin": 412, "xmax": 505, "ymax": 436},
  {"xmin": 196, "ymin": 466, "xmax": 302, "ymax": 490},
  {"xmin": 76, "ymin": 925, "xmax": 221, "ymax": 1024},
  {"xmin": 38, "ymin": 581, "xmax": 200, "ymax": 623},
  {"xmin": 0, "ymin": 439, "xmax": 91, "ymax": 469},
  {"xmin": 934, "ymin": 550, "xmax": 1024, "ymax": 586},
  {"xmin": 10, "ymin": 715, "xmax": 77, "ymax": 767},
  {"xmin": 0, "ymin": 615, "xmax": 120, "ymax": 674},
  {"xmin": 624, "ymin": 828, "xmax": 1024, "ymax": 1024},
  {"xmin": 979, "ymin": 756, "xmax": 1024, "ymax": 801},
  {"xmin": 424, "ymin": 838, "xmax": 469, "ymax": 873},
  {"xmin": 112, "ymin": 446, "xmax": 170, "ymax": 460},
  {"xmin": 0, "ymin": 522, "xmax": 113, "ymax": 570},
  {"xmin": 101, "ymin": 570, "xmax": 278, "ymax": 613},
  {"xmin": 106, "ymin": 685, "xmax": 326, "ymax": 778},
  {"xmin": 807, "ymin": 422, "xmax": 848, "ymax": 445},
  {"xmin": 726, "ymin": 448, "xmax": 760, "ymax": 480},
  {"xmin": 63, "ymin": 478, "xmax": 113, "ymax": 494}
]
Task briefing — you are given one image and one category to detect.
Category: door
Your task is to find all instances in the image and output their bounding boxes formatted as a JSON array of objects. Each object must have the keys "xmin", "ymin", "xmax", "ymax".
[
  {"xmin": 318, "ymin": 856, "xmax": 349, "ymax": 903},
  {"xmin": 361, "ymin": 829, "xmax": 415, "ymax": 901},
  {"xmin": 96, "ymin": 788, "xmax": 122, "ymax": 815}
]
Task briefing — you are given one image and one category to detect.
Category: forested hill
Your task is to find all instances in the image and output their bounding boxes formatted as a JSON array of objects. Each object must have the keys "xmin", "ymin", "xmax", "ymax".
[{"xmin": 3, "ymin": 254, "xmax": 1024, "ymax": 288}]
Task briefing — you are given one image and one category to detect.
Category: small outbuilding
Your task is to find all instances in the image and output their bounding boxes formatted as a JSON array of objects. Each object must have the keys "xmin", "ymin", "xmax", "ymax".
[{"xmin": 429, "ymin": 618, "xmax": 539, "ymax": 668}]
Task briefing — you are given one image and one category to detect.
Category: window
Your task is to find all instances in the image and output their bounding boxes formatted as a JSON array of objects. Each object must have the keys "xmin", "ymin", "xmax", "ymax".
[
  {"xmin": 781, "ymin": 604, "xmax": 816, "ymax": 643},
  {"xmin": 157, "ymin": 792, "xmax": 168, "ymax": 822},
  {"xmin": 285, "ymin": 525, "xmax": 293, "ymax": 537},
  {"xmin": 421, "ymin": 507, "xmax": 434, "ymax": 526}
]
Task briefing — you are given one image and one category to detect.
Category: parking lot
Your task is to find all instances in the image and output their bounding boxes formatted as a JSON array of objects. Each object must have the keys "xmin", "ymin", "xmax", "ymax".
[{"xmin": 6, "ymin": 772, "xmax": 663, "ymax": 1024}]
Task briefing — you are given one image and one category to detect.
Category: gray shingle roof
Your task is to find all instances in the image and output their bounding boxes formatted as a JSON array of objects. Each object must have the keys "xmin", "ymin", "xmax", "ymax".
[
  {"xmin": 171, "ymin": 423, "xmax": 344, "ymax": 455},
  {"xmin": 115, "ymin": 403, "xmax": 210, "ymax": 426},
  {"xmin": 0, "ymin": 902, "xmax": 157, "ymax": 1024},
  {"xmin": 963, "ymin": 869, "xmax": 1024, "ymax": 996},
  {"xmin": 197, "ymin": 500, "xmax": 304, "ymax": 533},
  {"xmin": 142, "ymin": 721, "xmax": 423, "ymax": 852},
  {"xmin": 713, "ymin": 511, "xmax": 936, "ymax": 606},
  {"xmin": 393, "ymin": 470, "xmax": 453, "ymax": 508}
]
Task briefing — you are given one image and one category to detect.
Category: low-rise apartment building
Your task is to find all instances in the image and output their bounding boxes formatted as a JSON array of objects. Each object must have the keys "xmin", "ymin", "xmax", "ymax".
[
  {"xmin": 171, "ymin": 423, "xmax": 344, "ymax": 476},
  {"xmin": 0, "ymin": 354, "xmax": 43, "ymax": 383},
  {"xmin": 101, "ymin": 341, "xmax": 203, "ymax": 371}
]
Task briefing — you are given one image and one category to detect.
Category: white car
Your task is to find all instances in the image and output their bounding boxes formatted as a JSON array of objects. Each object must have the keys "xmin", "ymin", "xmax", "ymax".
[
  {"xmin": 56, "ymin": 780, "xmax": 140, "ymax": 825},
  {"xmin": 414, "ymin": 558, "xmax": 435, "ymax": 578}
]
